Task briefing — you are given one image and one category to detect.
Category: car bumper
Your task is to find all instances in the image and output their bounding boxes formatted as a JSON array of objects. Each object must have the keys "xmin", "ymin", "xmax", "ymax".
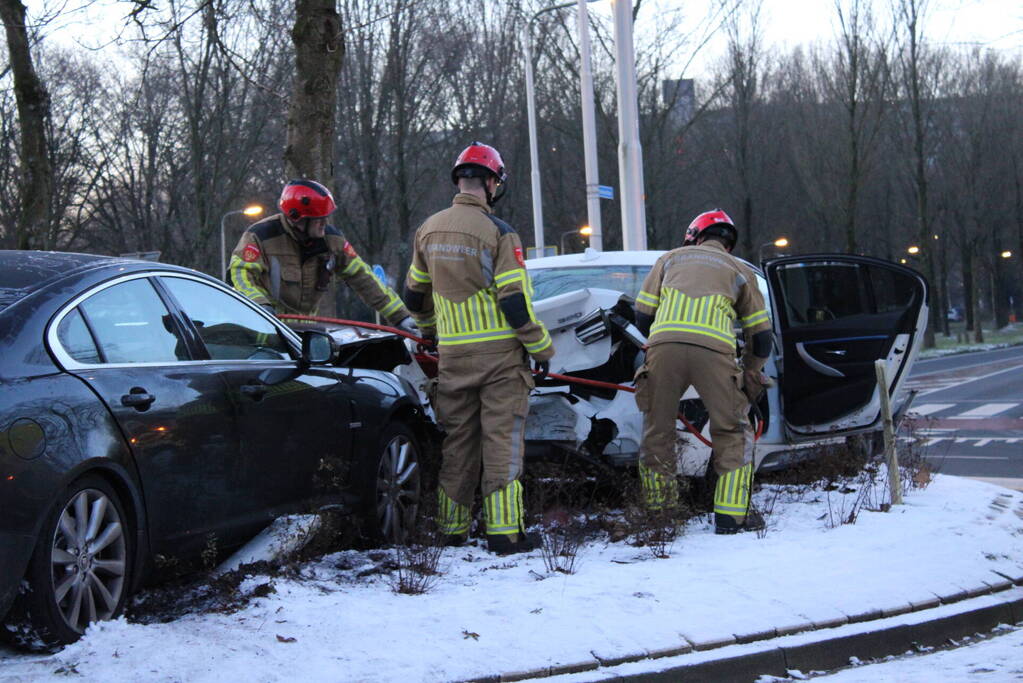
[{"xmin": 0, "ymin": 531, "xmax": 35, "ymax": 622}]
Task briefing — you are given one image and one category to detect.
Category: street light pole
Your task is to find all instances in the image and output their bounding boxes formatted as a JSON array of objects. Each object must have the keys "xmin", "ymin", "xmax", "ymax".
[
  {"xmin": 577, "ymin": 0, "xmax": 602, "ymax": 251},
  {"xmin": 523, "ymin": 28, "xmax": 546, "ymax": 256},
  {"xmin": 523, "ymin": 0, "xmax": 603, "ymax": 258},
  {"xmin": 612, "ymin": 0, "xmax": 647, "ymax": 251}
]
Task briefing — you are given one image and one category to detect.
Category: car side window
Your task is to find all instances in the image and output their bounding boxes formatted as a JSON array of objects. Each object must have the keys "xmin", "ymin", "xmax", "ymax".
[
  {"xmin": 160, "ymin": 277, "xmax": 291, "ymax": 361},
  {"xmin": 869, "ymin": 266, "xmax": 918, "ymax": 314},
  {"xmin": 776, "ymin": 263, "xmax": 869, "ymax": 326},
  {"xmin": 78, "ymin": 279, "xmax": 188, "ymax": 363},
  {"xmin": 56, "ymin": 308, "xmax": 103, "ymax": 364}
]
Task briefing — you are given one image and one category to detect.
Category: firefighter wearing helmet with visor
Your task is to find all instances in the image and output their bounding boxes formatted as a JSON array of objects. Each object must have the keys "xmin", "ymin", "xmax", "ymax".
[
  {"xmin": 229, "ymin": 179, "xmax": 413, "ymax": 329},
  {"xmin": 403, "ymin": 143, "xmax": 554, "ymax": 554},
  {"xmin": 633, "ymin": 209, "xmax": 773, "ymax": 534}
]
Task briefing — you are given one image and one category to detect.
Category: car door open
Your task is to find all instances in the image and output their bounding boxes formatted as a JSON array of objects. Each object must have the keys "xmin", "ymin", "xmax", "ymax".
[{"xmin": 764, "ymin": 255, "xmax": 928, "ymax": 437}]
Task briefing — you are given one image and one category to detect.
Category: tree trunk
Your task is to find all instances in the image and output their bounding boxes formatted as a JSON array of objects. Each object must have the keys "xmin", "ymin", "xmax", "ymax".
[
  {"xmin": 0, "ymin": 0, "xmax": 52, "ymax": 250},
  {"xmin": 962, "ymin": 245, "xmax": 975, "ymax": 332},
  {"xmin": 972, "ymin": 252, "xmax": 984, "ymax": 343},
  {"xmin": 284, "ymin": 0, "xmax": 345, "ymax": 182}
]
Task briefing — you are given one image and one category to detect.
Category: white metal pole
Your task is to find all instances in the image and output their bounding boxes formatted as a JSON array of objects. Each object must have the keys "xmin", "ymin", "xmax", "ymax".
[
  {"xmin": 577, "ymin": 0, "xmax": 602, "ymax": 251},
  {"xmin": 611, "ymin": 0, "xmax": 647, "ymax": 251},
  {"xmin": 524, "ymin": 30, "xmax": 546, "ymax": 257}
]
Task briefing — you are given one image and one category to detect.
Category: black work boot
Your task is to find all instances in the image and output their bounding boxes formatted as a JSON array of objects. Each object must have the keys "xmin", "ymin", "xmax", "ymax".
[
  {"xmin": 714, "ymin": 511, "xmax": 765, "ymax": 535},
  {"xmin": 441, "ymin": 534, "xmax": 468, "ymax": 547},
  {"xmin": 486, "ymin": 532, "xmax": 539, "ymax": 555}
]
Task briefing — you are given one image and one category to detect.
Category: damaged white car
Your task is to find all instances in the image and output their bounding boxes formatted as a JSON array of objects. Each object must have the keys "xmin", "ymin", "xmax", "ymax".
[{"xmin": 521, "ymin": 249, "xmax": 929, "ymax": 475}]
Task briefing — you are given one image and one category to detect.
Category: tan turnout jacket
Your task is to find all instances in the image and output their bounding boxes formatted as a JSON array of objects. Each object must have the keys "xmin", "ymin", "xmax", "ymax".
[
  {"xmin": 405, "ymin": 193, "xmax": 553, "ymax": 360},
  {"xmin": 229, "ymin": 214, "xmax": 408, "ymax": 322}
]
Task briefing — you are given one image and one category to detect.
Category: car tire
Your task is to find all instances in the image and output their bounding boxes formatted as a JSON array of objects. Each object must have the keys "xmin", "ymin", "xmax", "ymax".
[
  {"xmin": 359, "ymin": 422, "xmax": 422, "ymax": 545},
  {"xmin": 3, "ymin": 474, "xmax": 133, "ymax": 651}
]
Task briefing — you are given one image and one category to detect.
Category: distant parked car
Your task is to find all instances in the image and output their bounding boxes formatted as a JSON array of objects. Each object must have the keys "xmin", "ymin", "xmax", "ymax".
[
  {"xmin": 947, "ymin": 306, "xmax": 964, "ymax": 322},
  {"xmin": 0, "ymin": 251, "xmax": 431, "ymax": 649},
  {"xmin": 522, "ymin": 249, "xmax": 929, "ymax": 475}
]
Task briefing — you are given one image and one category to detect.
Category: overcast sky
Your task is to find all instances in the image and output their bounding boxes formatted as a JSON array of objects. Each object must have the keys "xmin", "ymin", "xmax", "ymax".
[{"xmin": 27, "ymin": 0, "xmax": 1023, "ymax": 79}]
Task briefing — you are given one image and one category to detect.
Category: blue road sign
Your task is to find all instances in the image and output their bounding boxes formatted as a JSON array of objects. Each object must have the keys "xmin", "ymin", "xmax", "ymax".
[
  {"xmin": 372, "ymin": 263, "xmax": 394, "ymax": 287},
  {"xmin": 598, "ymin": 185, "xmax": 614, "ymax": 200}
]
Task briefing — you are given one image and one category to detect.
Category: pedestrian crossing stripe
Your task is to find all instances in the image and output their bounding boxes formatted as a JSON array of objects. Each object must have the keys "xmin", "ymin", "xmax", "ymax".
[
  {"xmin": 910, "ymin": 403, "xmax": 954, "ymax": 416},
  {"xmin": 955, "ymin": 403, "xmax": 1017, "ymax": 418},
  {"xmin": 909, "ymin": 402, "xmax": 1021, "ymax": 418}
]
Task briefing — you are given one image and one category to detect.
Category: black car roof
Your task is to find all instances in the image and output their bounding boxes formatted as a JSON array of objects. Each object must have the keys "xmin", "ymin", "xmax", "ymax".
[{"xmin": 0, "ymin": 250, "xmax": 195, "ymax": 313}]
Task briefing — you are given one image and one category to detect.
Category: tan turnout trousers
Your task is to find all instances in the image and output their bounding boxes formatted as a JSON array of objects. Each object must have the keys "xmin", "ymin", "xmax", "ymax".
[
  {"xmin": 636, "ymin": 342, "xmax": 754, "ymax": 478},
  {"xmin": 436, "ymin": 347, "xmax": 533, "ymax": 504}
]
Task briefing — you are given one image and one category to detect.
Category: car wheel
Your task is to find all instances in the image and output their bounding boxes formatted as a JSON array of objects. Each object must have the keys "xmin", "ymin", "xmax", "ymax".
[
  {"xmin": 362, "ymin": 422, "xmax": 422, "ymax": 544},
  {"xmin": 3, "ymin": 475, "xmax": 133, "ymax": 651}
]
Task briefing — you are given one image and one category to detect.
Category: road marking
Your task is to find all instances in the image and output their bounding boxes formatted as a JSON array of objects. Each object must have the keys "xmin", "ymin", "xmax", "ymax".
[
  {"xmin": 938, "ymin": 455, "xmax": 1009, "ymax": 460},
  {"xmin": 955, "ymin": 403, "xmax": 1017, "ymax": 418},
  {"xmin": 910, "ymin": 403, "xmax": 955, "ymax": 416},
  {"xmin": 973, "ymin": 439, "xmax": 992, "ymax": 447},
  {"xmin": 918, "ymin": 363, "xmax": 1023, "ymax": 396}
]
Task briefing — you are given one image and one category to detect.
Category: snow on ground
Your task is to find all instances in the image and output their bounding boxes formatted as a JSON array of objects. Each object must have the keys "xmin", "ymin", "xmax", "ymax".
[{"xmin": 1, "ymin": 475, "xmax": 1022, "ymax": 682}]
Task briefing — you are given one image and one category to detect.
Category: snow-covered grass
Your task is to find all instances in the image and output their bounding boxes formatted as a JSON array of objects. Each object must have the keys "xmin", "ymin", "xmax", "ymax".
[
  {"xmin": 920, "ymin": 322, "xmax": 1023, "ymax": 358},
  {"xmin": 1, "ymin": 474, "xmax": 1021, "ymax": 682}
]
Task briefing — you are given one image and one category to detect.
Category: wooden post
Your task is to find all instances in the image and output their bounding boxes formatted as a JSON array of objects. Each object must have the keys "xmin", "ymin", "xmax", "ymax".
[{"xmin": 874, "ymin": 360, "xmax": 903, "ymax": 505}]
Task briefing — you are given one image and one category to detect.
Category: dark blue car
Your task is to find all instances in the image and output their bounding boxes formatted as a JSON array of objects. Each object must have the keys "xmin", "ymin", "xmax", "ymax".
[{"xmin": 0, "ymin": 251, "xmax": 430, "ymax": 649}]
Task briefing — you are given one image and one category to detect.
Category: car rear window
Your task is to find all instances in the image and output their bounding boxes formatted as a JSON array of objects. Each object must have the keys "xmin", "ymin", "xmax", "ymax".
[{"xmin": 529, "ymin": 266, "xmax": 651, "ymax": 301}]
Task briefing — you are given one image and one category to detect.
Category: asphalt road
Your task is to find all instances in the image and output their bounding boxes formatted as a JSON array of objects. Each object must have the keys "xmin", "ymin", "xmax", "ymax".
[{"xmin": 903, "ymin": 345, "xmax": 1023, "ymax": 490}]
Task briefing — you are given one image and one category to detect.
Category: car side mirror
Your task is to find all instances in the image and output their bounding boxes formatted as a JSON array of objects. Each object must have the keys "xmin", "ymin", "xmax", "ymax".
[{"xmin": 300, "ymin": 330, "xmax": 336, "ymax": 365}]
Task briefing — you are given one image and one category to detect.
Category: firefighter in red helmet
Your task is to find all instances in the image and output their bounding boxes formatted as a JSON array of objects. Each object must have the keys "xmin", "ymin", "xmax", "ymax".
[
  {"xmin": 229, "ymin": 179, "xmax": 412, "ymax": 328},
  {"xmin": 403, "ymin": 143, "xmax": 553, "ymax": 554},
  {"xmin": 633, "ymin": 209, "xmax": 773, "ymax": 534}
]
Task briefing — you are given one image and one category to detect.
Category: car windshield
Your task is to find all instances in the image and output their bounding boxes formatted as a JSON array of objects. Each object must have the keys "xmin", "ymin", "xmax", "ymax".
[{"xmin": 529, "ymin": 266, "xmax": 651, "ymax": 301}]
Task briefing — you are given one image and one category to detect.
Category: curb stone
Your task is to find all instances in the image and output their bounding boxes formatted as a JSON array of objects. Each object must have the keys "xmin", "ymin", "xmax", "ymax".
[{"xmin": 467, "ymin": 586, "xmax": 1023, "ymax": 683}]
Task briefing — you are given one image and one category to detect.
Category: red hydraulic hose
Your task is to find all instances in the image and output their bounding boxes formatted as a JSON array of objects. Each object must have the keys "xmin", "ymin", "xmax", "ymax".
[{"xmin": 278, "ymin": 314, "xmax": 762, "ymax": 444}]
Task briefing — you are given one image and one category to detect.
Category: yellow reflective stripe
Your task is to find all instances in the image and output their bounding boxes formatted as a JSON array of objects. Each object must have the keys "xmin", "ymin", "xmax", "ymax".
[
  {"xmin": 741, "ymin": 310, "xmax": 769, "ymax": 328},
  {"xmin": 523, "ymin": 329, "xmax": 552, "ymax": 353},
  {"xmin": 485, "ymin": 481, "xmax": 523, "ymax": 535},
  {"xmin": 439, "ymin": 330, "xmax": 519, "ymax": 345},
  {"xmin": 651, "ymin": 289, "xmax": 736, "ymax": 343},
  {"xmin": 409, "ymin": 264, "xmax": 431, "ymax": 284},
  {"xmin": 638, "ymin": 463, "xmax": 678, "ymax": 510},
  {"xmin": 438, "ymin": 489, "xmax": 471, "ymax": 534},
  {"xmin": 714, "ymin": 465, "xmax": 752, "ymax": 516},
  {"xmin": 636, "ymin": 290, "xmax": 660, "ymax": 307},
  {"xmin": 649, "ymin": 322, "xmax": 735, "ymax": 345},
  {"xmin": 342, "ymin": 257, "xmax": 363, "ymax": 276},
  {"xmin": 494, "ymin": 268, "xmax": 525, "ymax": 288},
  {"xmin": 230, "ymin": 256, "xmax": 269, "ymax": 302}
]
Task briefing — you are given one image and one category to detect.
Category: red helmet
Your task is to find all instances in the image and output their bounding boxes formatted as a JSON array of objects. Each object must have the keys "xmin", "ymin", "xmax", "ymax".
[
  {"xmin": 451, "ymin": 142, "xmax": 507, "ymax": 185},
  {"xmin": 684, "ymin": 209, "xmax": 738, "ymax": 249},
  {"xmin": 279, "ymin": 179, "xmax": 337, "ymax": 221}
]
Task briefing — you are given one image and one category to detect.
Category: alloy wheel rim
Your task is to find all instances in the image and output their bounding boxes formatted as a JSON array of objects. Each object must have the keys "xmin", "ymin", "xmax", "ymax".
[
  {"xmin": 376, "ymin": 436, "xmax": 421, "ymax": 543},
  {"xmin": 50, "ymin": 488, "xmax": 127, "ymax": 633}
]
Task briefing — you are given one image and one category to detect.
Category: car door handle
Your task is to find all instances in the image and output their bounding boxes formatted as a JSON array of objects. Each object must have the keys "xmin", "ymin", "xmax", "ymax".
[
  {"xmin": 824, "ymin": 349, "xmax": 847, "ymax": 356},
  {"xmin": 121, "ymin": 388, "xmax": 156, "ymax": 410},
  {"xmin": 796, "ymin": 343, "xmax": 845, "ymax": 378},
  {"xmin": 240, "ymin": 383, "xmax": 268, "ymax": 400}
]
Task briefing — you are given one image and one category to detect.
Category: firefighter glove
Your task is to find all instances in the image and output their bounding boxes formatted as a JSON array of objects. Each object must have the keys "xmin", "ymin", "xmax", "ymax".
[
  {"xmin": 260, "ymin": 303, "xmax": 276, "ymax": 317},
  {"xmin": 396, "ymin": 316, "xmax": 419, "ymax": 335},
  {"xmin": 742, "ymin": 367, "xmax": 766, "ymax": 403},
  {"xmin": 533, "ymin": 359, "xmax": 550, "ymax": 382}
]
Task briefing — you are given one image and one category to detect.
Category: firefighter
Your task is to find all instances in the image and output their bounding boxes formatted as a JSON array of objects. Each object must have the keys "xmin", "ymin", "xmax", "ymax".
[
  {"xmin": 229, "ymin": 179, "xmax": 413, "ymax": 329},
  {"xmin": 404, "ymin": 142, "xmax": 554, "ymax": 554},
  {"xmin": 633, "ymin": 209, "xmax": 773, "ymax": 534}
]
